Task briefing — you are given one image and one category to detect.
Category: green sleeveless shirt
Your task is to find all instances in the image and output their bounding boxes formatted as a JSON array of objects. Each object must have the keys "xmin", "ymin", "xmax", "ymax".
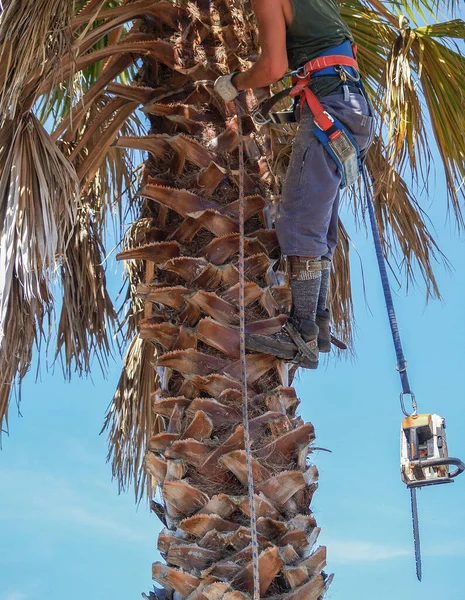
[
  {"xmin": 286, "ymin": 0, "xmax": 353, "ymax": 97},
  {"xmin": 286, "ymin": 0, "xmax": 353, "ymax": 69}
]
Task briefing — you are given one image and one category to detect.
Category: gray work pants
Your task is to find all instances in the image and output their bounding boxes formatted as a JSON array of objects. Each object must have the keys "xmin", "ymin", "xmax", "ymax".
[{"xmin": 275, "ymin": 91, "xmax": 375, "ymax": 260}]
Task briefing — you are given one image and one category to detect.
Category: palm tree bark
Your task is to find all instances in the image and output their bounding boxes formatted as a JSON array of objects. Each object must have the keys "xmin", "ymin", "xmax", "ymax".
[{"xmin": 115, "ymin": 1, "xmax": 329, "ymax": 597}]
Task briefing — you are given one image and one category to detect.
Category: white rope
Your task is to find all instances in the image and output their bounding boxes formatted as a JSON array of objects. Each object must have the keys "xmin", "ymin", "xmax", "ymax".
[{"xmin": 236, "ymin": 100, "xmax": 260, "ymax": 600}]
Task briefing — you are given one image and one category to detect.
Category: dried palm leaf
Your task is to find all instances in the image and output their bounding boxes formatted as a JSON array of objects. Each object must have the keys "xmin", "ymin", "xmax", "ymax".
[
  {"xmin": 102, "ymin": 335, "xmax": 160, "ymax": 501},
  {"xmin": 0, "ymin": 276, "xmax": 47, "ymax": 434},
  {"xmin": 0, "ymin": 114, "xmax": 78, "ymax": 342},
  {"xmin": 364, "ymin": 136, "xmax": 448, "ymax": 298},
  {"xmin": 0, "ymin": 113, "xmax": 78, "ymax": 427},
  {"xmin": 117, "ymin": 218, "xmax": 155, "ymax": 340},
  {"xmin": 0, "ymin": 0, "xmax": 72, "ymax": 120},
  {"xmin": 55, "ymin": 207, "xmax": 117, "ymax": 378}
]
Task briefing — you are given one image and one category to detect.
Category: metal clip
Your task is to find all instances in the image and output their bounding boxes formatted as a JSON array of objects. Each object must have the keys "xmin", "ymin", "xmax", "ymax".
[
  {"xmin": 335, "ymin": 65, "xmax": 361, "ymax": 83},
  {"xmin": 252, "ymin": 110, "xmax": 271, "ymax": 126},
  {"xmin": 400, "ymin": 391, "xmax": 418, "ymax": 417},
  {"xmin": 291, "ymin": 65, "xmax": 308, "ymax": 79}
]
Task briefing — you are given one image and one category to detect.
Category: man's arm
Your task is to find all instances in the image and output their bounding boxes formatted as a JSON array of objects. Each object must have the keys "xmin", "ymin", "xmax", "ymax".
[{"xmin": 233, "ymin": 0, "xmax": 289, "ymax": 91}]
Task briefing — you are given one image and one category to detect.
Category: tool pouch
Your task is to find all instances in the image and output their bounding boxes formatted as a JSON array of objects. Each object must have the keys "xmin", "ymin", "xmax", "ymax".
[
  {"xmin": 328, "ymin": 130, "xmax": 360, "ymax": 187},
  {"xmin": 313, "ymin": 116, "xmax": 361, "ymax": 189}
]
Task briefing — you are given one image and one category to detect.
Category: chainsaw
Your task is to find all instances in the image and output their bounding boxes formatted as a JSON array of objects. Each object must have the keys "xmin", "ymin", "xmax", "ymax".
[{"xmin": 400, "ymin": 413, "xmax": 464, "ymax": 579}]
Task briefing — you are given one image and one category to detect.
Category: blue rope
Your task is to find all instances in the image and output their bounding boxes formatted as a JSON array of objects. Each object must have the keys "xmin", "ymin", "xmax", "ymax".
[{"xmin": 362, "ymin": 166, "xmax": 415, "ymax": 403}]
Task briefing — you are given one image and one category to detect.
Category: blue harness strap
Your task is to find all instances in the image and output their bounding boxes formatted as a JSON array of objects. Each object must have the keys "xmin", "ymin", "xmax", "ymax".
[
  {"xmin": 311, "ymin": 40, "xmax": 359, "ymax": 80},
  {"xmin": 362, "ymin": 166, "xmax": 417, "ymax": 416}
]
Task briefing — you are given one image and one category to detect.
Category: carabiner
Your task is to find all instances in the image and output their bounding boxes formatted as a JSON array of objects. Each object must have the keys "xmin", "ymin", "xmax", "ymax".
[
  {"xmin": 335, "ymin": 65, "xmax": 361, "ymax": 83},
  {"xmin": 400, "ymin": 391, "xmax": 418, "ymax": 417},
  {"xmin": 289, "ymin": 65, "xmax": 308, "ymax": 79},
  {"xmin": 252, "ymin": 110, "xmax": 271, "ymax": 126}
]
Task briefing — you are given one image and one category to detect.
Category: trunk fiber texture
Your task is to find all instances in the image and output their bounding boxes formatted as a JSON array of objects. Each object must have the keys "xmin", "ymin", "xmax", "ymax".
[{"xmin": 117, "ymin": 2, "xmax": 330, "ymax": 598}]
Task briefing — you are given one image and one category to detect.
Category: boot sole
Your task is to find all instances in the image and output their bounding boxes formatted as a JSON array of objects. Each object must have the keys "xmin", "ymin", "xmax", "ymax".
[
  {"xmin": 245, "ymin": 334, "xmax": 319, "ymax": 368},
  {"xmin": 245, "ymin": 334, "xmax": 298, "ymax": 360}
]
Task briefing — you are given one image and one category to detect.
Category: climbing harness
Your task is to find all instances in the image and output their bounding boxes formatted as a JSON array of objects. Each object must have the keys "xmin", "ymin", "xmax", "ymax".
[
  {"xmin": 236, "ymin": 101, "xmax": 261, "ymax": 600},
  {"xmin": 253, "ymin": 45, "xmax": 364, "ymax": 189},
  {"xmin": 362, "ymin": 167, "xmax": 465, "ymax": 581}
]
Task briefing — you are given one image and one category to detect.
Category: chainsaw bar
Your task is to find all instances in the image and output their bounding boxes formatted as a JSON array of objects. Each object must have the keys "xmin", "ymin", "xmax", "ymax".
[{"xmin": 410, "ymin": 488, "xmax": 422, "ymax": 581}]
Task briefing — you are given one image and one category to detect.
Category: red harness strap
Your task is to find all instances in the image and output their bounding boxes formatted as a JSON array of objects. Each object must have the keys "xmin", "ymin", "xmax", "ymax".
[{"xmin": 289, "ymin": 52, "xmax": 360, "ymax": 134}]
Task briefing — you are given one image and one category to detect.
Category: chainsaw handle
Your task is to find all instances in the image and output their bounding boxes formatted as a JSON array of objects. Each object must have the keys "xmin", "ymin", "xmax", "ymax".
[
  {"xmin": 447, "ymin": 458, "xmax": 465, "ymax": 479},
  {"xmin": 417, "ymin": 457, "xmax": 465, "ymax": 479}
]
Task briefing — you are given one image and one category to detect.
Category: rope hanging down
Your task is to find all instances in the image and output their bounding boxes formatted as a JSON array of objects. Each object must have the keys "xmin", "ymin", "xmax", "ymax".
[
  {"xmin": 362, "ymin": 167, "xmax": 418, "ymax": 418},
  {"xmin": 236, "ymin": 101, "xmax": 261, "ymax": 600}
]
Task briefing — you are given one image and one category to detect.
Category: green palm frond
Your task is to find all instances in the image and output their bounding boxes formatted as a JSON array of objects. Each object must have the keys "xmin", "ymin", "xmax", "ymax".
[
  {"xmin": 414, "ymin": 22, "xmax": 465, "ymax": 221},
  {"xmin": 342, "ymin": 0, "xmax": 395, "ymax": 103},
  {"xmin": 389, "ymin": 0, "xmax": 460, "ymax": 23},
  {"xmin": 380, "ymin": 19, "xmax": 465, "ymax": 220}
]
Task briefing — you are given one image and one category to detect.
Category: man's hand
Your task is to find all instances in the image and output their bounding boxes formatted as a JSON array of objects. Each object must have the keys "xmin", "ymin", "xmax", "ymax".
[{"xmin": 214, "ymin": 73, "xmax": 239, "ymax": 103}]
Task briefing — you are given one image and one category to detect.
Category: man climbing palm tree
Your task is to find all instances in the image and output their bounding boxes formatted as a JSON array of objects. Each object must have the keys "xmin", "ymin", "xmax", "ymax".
[{"xmin": 215, "ymin": 0, "xmax": 375, "ymax": 369}]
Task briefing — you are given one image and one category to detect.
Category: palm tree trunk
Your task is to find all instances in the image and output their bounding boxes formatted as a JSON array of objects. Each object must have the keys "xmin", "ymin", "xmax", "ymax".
[{"xmin": 116, "ymin": 1, "xmax": 329, "ymax": 597}]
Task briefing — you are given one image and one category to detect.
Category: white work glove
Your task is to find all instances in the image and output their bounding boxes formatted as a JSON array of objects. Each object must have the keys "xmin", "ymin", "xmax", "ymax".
[{"xmin": 214, "ymin": 72, "xmax": 240, "ymax": 103}]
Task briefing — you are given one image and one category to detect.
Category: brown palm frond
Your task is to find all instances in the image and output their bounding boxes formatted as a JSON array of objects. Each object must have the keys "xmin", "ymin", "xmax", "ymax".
[
  {"xmin": 0, "ymin": 0, "xmax": 147, "ymax": 421},
  {"xmin": 52, "ymin": 89, "xmax": 145, "ymax": 375},
  {"xmin": 0, "ymin": 277, "xmax": 48, "ymax": 435},
  {"xmin": 0, "ymin": 0, "xmax": 73, "ymax": 120},
  {"xmin": 117, "ymin": 217, "xmax": 156, "ymax": 341},
  {"xmin": 0, "ymin": 113, "xmax": 79, "ymax": 428},
  {"xmin": 0, "ymin": 114, "xmax": 79, "ymax": 338},
  {"xmin": 55, "ymin": 207, "xmax": 117, "ymax": 379},
  {"xmin": 331, "ymin": 220, "xmax": 354, "ymax": 350},
  {"xmin": 364, "ymin": 137, "xmax": 448, "ymax": 298},
  {"xmin": 68, "ymin": 93, "xmax": 145, "ymax": 218},
  {"xmin": 102, "ymin": 335, "xmax": 161, "ymax": 502}
]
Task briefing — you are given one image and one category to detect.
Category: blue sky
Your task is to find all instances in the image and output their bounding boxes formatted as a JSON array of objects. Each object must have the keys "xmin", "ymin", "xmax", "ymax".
[{"xmin": 1, "ymin": 164, "xmax": 463, "ymax": 600}]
